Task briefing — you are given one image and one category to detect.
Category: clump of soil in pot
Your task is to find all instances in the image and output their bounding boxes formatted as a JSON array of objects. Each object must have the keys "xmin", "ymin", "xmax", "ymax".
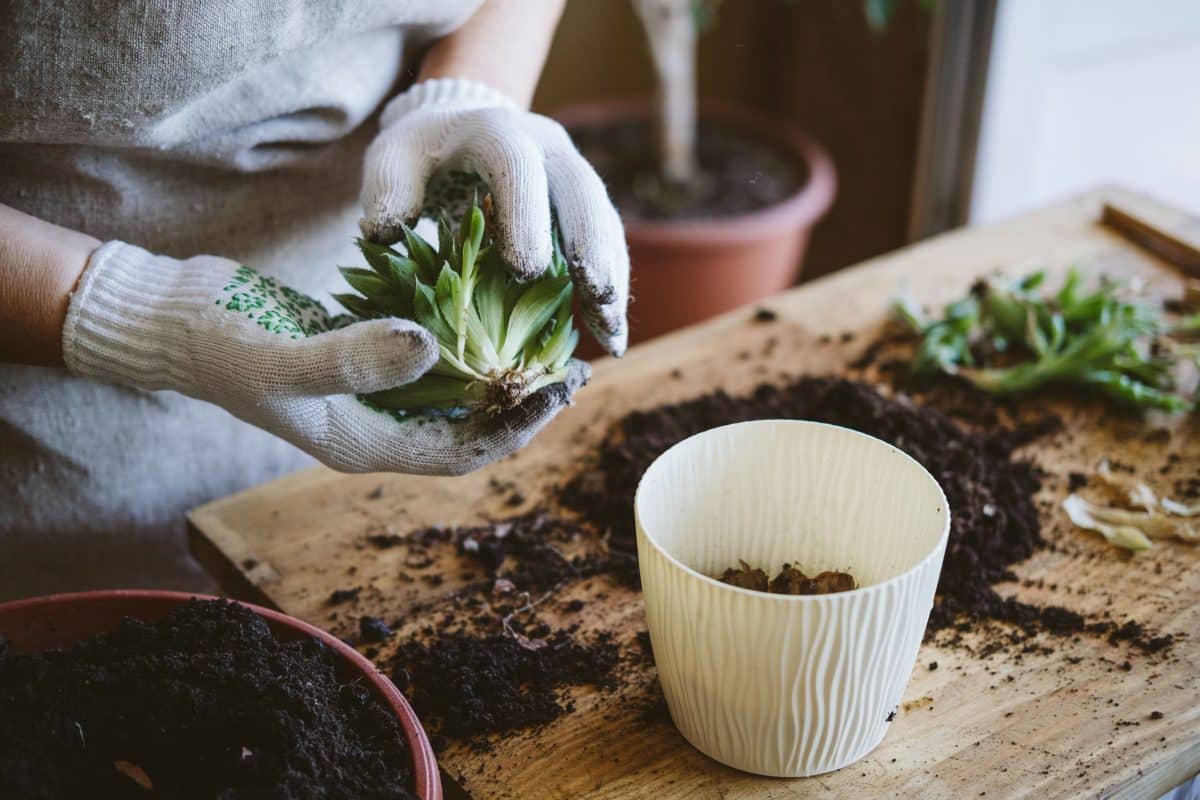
[
  {"xmin": 0, "ymin": 600, "xmax": 416, "ymax": 799},
  {"xmin": 715, "ymin": 561, "xmax": 770, "ymax": 591},
  {"xmin": 716, "ymin": 561, "xmax": 857, "ymax": 595},
  {"xmin": 569, "ymin": 119, "xmax": 806, "ymax": 221}
]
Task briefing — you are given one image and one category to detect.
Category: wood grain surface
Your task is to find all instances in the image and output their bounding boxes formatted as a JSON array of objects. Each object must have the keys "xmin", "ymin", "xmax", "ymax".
[{"xmin": 189, "ymin": 187, "xmax": 1199, "ymax": 799}]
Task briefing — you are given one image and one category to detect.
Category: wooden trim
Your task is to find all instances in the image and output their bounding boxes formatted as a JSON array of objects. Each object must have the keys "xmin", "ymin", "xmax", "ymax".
[
  {"xmin": 1103, "ymin": 737, "xmax": 1200, "ymax": 800},
  {"xmin": 907, "ymin": 0, "xmax": 997, "ymax": 240},
  {"xmin": 1101, "ymin": 200, "xmax": 1200, "ymax": 278}
]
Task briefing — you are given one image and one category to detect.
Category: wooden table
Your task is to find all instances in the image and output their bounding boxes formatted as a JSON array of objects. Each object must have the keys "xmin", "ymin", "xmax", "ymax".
[{"xmin": 189, "ymin": 187, "xmax": 1199, "ymax": 799}]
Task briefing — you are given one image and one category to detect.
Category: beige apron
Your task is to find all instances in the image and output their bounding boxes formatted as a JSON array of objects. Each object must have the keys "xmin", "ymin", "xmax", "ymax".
[{"xmin": 0, "ymin": 0, "xmax": 482, "ymax": 600}]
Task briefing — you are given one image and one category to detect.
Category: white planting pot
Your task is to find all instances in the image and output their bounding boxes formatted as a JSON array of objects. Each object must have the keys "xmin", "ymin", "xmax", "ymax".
[{"xmin": 635, "ymin": 420, "xmax": 950, "ymax": 777}]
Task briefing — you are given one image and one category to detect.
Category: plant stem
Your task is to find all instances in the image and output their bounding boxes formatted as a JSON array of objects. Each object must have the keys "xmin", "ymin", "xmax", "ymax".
[{"xmin": 632, "ymin": 0, "xmax": 698, "ymax": 184}]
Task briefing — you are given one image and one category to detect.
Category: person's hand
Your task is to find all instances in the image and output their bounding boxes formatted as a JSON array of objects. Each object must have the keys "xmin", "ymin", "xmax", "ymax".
[
  {"xmin": 62, "ymin": 242, "xmax": 589, "ymax": 475},
  {"xmin": 359, "ymin": 77, "xmax": 629, "ymax": 357}
]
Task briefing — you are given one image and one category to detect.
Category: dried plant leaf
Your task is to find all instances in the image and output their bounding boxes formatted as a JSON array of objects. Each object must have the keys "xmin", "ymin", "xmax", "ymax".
[
  {"xmin": 1162, "ymin": 498, "xmax": 1200, "ymax": 517},
  {"xmin": 1093, "ymin": 461, "xmax": 1158, "ymax": 511},
  {"xmin": 1063, "ymin": 493, "xmax": 1198, "ymax": 551},
  {"xmin": 1062, "ymin": 494, "xmax": 1153, "ymax": 551},
  {"xmin": 1092, "ymin": 461, "xmax": 1200, "ymax": 518}
]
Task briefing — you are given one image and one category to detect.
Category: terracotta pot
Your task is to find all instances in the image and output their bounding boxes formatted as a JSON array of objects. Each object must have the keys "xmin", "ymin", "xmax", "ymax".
[
  {"xmin": 0, "ymin": 590, "xmax": 441, "ymax": 800},
  {"xmin": 557, "ymin": 98, "xmax": 836, "ymax": 354}
]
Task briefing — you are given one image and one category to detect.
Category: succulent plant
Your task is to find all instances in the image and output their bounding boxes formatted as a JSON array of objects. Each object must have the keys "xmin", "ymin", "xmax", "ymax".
[{"xmin": 335, "ymin": 197, "xmax": 578, "ymax": 415}]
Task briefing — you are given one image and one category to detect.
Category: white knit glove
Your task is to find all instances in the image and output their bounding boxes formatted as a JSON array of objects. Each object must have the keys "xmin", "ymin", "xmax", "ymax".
[
  {"xmin": 62, "ymin": 242, "xmax": 589, "ymax": 476},
  {"xmin": 359, "ymin": 77, "xmax": 630, "ymax": 356}
]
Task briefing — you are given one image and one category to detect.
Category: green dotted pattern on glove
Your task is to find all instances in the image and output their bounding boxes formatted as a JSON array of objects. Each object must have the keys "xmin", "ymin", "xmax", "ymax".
[{"xmin": 218, "ymin": 266, "xmax": 332, "ymax": 339}]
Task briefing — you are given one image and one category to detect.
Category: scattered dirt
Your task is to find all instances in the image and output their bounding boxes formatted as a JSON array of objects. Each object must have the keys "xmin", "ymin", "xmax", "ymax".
[
  {"xmin": 559, "ymin": 376, "xmax": 1170, "ymax": 651},
  {"xmin": 396, "ymin": 512, "xmax": 626, "ymax": 599},
  {"xmin": 360, "ymin": 615, "xmax": 394, "ymax": 643},
  {"xmin": 328, "ymin": 586, "xmax": 363, "ymax": 604},
  {"xmin": 366, "ymin": 533, "xmax": 405, "ymax": 550},
  {"xmin": 390, "ymin": 631, "xmax": 617, "ymax": 750},
  {"xmin": 453, "ymin": 512, "xmax": 604, "ymax": 594},
  {"xmin": 903, "ymin": 695, "xmax": 935, "ymax": 713},
  {"xmin": 371, "ymin": 513, "xmax": 626, "ymax": 751},
  {"xmin": 351, "ymin": 375, "xmax": 1176, "ymax": 752},
  {"xmin": 569, "ymin": 119, "xmax": 806, "ymax": 221},
  {"xmin": 0, "ymin": 599, "xmax": 416, "ymax": 799},
  {"xmin": 715, "ymin": 561, "xmax": 857, "ymax": 595}
]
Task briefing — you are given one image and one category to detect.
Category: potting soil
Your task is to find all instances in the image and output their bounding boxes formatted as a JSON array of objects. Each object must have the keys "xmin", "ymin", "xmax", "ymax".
[
  {"xmin": 0, "ymin": 599, "xmax": 417, "ymax": 799},
  {"xmin": 569, "ymin": 119, "xmax": 806, "ymax": 220}
]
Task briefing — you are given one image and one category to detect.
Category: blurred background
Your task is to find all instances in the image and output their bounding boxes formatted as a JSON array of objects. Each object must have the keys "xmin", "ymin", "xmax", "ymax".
[{"xmin": 529, "ymin": 0, "xmax": 1200, "ymax": 346}]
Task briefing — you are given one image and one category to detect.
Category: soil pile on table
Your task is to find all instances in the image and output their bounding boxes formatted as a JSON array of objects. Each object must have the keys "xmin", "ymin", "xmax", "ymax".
[
  {"xmin": 391, "ymin": 630, "xmax": 617, "ymax": 749},
  {"xmin": 379, "ymin": 514, "xmax": 621, "ymax": 750},
  {"xmin": 0, "ymin": 599, "xmax": 416, "ymax": 799},
  {"xmin": 453, "ymin": 511, "xmax": 605, "ymax": 593},
  {"xmin": 560, "ymin": 376, "xmax": 1168, "ymax": 649}
]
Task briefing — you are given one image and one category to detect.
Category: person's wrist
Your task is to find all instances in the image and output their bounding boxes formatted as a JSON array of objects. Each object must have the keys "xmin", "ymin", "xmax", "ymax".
[
  {"xmin": 0, "ymin": 207, "xmax": 98, "ymax": 367},
  {"xmin": 39, "ymin": 236, "xmax": 96, "ymax": 366},
  {"xmin": 412, "ymin": 0, "xmax": 564, "ymax": 109},
  {"xmin": 380, "ymin": 77, "xmax": 516, "ymax": 127},
  {"xmin": 62, "ymin": 242, "xmax": 189, "ymax": 389}
]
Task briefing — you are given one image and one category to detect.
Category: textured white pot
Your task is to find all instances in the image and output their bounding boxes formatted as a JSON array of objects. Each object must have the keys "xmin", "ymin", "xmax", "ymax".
[{"xmin": 635, "ymin": 420, "xmax": 950, "ymax": 777}]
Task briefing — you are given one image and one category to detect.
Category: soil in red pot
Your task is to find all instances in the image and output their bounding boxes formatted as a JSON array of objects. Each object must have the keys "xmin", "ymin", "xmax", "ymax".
[
  {"xmin": 0, "ymin": 599, "xmax": 416, "ymax": 799},
  {"xmin": 569, "ymin": 119, "xmax": 807, "ymax": 221}
]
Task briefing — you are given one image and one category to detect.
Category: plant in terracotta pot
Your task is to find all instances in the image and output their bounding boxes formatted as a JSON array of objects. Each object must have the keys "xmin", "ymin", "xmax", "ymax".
[{"xmin": 559, "ymin": 0, "xmax": 838, "ymax": 351}]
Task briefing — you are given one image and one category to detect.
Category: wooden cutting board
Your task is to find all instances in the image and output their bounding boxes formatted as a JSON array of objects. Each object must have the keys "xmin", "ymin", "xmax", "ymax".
[{"xmin": 188, "ymin": 187, "xmax": 1199, "ymax": 800}]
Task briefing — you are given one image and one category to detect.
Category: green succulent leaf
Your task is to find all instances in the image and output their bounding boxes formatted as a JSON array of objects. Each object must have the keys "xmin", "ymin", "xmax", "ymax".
[
  {"xmin": 339, "ymin": 267, "xmax": 392, "ymax": 299},
  {"xmin": 436, "ymin": 214, "xmax": 458, "ymax": 266},
  {"xmin": 413, "ymin": 277, "xmax": 455, "ymax": 346},
  {"xmin": 474, "ymin": 267, "xmax": 508, "ymax": 346},
  {"xmin": 535, "ymin": 304, "xmax": 579, "ymax": 372},
  {"xmin": 369, "ymin": 374, "xmax": 485, "ymax": 411},
  {"xmin": 435, "ymin": 263, "xmax": 463, "ymax": 335},
  {"xmin": 402, "ymin": 223, "xmax": 440, "ymax": 283},
  {"xmin": 357, "ymin": 239, "xmax": 398, "ymax": 276},
  {"xmin": 892, "ymin": 291, "xmax": 929, "ymax": 333},
  {"xmin": 333, "ymin": 293, "xmax": 381, "ymax": 319},
  {"xmin": 381, "ymin": 253, "xmax": 421, "ymax": 292},
  {"xmin": 500, "ymin": 275, "xmax": 572, "ymax": 364}
]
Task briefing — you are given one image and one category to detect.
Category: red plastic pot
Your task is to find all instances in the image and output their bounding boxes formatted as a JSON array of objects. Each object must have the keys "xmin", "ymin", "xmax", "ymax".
[
  {"xmin": 558, "ymin": 98, "xmax": 836, "ymax": 354},
  {"xmin": 0, "ymin": 590, "xmax": 441, "ymax": 800}
]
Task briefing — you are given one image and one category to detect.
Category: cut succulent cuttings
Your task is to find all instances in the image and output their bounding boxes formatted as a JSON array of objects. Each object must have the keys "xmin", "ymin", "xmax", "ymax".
[
  {"xmin": 334, "ymin": 197, "xmax": 579, "ymax": 416},
  {"xmin": 894, "ymin": 269, "xmax": 1199, "ymax": 413}
]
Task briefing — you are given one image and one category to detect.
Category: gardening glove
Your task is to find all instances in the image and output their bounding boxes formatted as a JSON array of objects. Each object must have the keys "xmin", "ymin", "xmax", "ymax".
[
  {"xmin": 360, "ymin": 77, "xmax": 630, "ymax": 357},
  {"xmin": 62, "ymin": 242, "xmax": 590, "ymax": 475}
]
